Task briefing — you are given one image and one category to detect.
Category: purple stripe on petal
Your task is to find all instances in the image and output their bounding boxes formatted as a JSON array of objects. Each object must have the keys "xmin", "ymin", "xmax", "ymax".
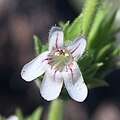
[
  {"xmin": 42, "ymin": 58, "xmax": 53, "ymax": 63},
  {"xmin": 68, "ymin": 65, "xmax": 73, "ymax": 80},
  {"xmin": 71, "ymin": 43, "xmax": 81, "ymax": 54},
  {"xmin": 54, "ymin": 70, "xmax": 58, "ymax": 81},
  {"xmin": 56, "ymin": 32, "xmax": 59, "ymax": 49},
  {"xmin": 48, "ymin": 60, "xmax": 54, "ymax": 64}
]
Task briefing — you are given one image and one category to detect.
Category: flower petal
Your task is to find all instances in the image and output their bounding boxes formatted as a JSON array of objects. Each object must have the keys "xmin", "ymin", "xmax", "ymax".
[
  {"xmin": 49, "ymin": 27, "xmax": 64, "ymax": 50},
  {"xmin": 21, "ymin": 51, "xmax": 50, "ymax": 82},
  {"xmin": 40, "ymin": 69, "xmax": 63, "ymax": 101},
  {"xmin": 7, "ymin": 115, "xmax": 18, "ymax": 120},
  {"xmin": 63, "ymin": 62, "xmax": 88, "ymax": 102},
  {"xmin": 67, "ymin": 36, "xmax": 86, "ymax": 61}
]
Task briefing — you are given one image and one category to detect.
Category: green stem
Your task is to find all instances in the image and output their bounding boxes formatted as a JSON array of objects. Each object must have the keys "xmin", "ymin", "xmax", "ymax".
[
  {"xmin": 48, "ymin": 100, "xmax": 64, "ymax": 120},
  {"xmin": 33, "ymin": 35, "xmax": 42, "ymax": 56},
  {"xmin": 82, "ymin": 0, "xmax": 102, "ymax": 37}
]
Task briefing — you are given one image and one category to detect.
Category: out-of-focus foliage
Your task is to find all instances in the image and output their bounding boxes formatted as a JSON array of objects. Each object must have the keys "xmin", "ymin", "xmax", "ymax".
[{"xmin": 0, "ymin": 107, "xmax": 43, "ymax": 120}]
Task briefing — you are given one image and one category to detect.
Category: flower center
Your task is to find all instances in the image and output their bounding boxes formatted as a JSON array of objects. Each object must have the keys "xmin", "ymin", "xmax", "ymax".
[{"xmin": 48, "ymin": 49, "xmax": 72, "ymax": 72}]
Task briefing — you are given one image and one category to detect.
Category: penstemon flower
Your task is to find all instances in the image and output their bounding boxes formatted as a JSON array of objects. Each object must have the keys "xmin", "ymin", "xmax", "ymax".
[{"xmin": 21, "ymin": 27, "xmax": 88, "ymax": 102}]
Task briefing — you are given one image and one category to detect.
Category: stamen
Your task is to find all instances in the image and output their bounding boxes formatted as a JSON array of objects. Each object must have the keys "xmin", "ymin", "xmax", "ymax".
[
  {"xmin": 65, "ymin": 53, "xmax": 69, "ymax": 57},
  {"xmin": 55, "ymin": 52, "xmax": 60, "ymax": 56},
  {"xmin": 48, "ymin": 49, "xmax": 72, "ymax": 72},
  {"xmin": 52, "ymin": 65, "xmax": 57, "ymax": 70}
]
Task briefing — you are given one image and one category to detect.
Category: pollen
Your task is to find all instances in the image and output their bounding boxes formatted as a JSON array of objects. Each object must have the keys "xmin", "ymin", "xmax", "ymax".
[
  {"xmin": 65, "ymin": 53, "xmax": 69, "ymax": 57},
  {"xmin": 55, "ymin": 52, "xmax": 60, "ymax": 56},
  {"xmin": 48, "ymin": 49, "xmax": 73, "ymax": 72},
  {"xmin": 63, "ymin": 49, "xmax": 65, "ymax": 53},
  {"xmin": 69, "ymin": 63, "xmax": 74, "ymax": 68},
  {"xmin": 52, "ymin": 65, "xmax": 57, "ymax": 70}
]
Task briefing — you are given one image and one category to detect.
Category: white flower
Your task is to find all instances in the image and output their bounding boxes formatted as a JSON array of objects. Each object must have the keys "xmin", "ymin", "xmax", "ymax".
[
  {"xmin": 7, "ymin": 115, "xmax": 18, "ymax": 120},
  {"xmin": 21, "ymin": 27, "xmax": 88, "ymax": 102}
]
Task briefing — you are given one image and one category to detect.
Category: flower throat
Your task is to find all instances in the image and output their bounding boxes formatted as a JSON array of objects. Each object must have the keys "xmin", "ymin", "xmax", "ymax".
[{"xmin": 48, "ymin": 49, "xmax": 72, "ymax": 72}]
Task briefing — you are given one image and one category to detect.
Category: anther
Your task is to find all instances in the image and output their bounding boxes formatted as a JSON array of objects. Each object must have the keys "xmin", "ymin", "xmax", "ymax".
[
  {"xmin": 65, "ymin": 53, "xmax": 69, "ymax": 57},
  {"xmin": 52, "ymin": 65, "xmax": 57, "ymax": 70},
  {"xmin": 55, "ymin": 52, "xmax": 60, "ymax": 56},
  {"xmin": 63, "ymin": 49, "xmax": 65, "ymax": 53}
]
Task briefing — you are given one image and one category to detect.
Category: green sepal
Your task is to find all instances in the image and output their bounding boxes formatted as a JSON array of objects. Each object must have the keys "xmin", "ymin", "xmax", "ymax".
[
  {"xmin": 62, "ymin": 21, "xmax": 70, "ymax": 41},
  {"xmin": 33, "ymin": 35, "xmax": 42, "ymax": 56}
]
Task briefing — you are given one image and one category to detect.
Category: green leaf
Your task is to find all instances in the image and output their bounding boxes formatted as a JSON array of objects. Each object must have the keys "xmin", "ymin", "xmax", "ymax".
[
  {"xmin": 96, "ymin": 44, "xmax": 113, "ymax": 61},
  {"xmin": 59, "ymin": 21, "xmax": 65, "ymax": 28},
  {"xmin": 34, "ymin": 78, "xmax": 41, "ymax": 88},
  {"xmin": 82, "ymin": 0, "xmax": 102, "ymax": 37},
  {"xmin": 41, "ymin": 44, "xmax": 48, "ymax": 52},
  {"xmin": 86, "ymin": 79, "xmax": 109, "ymax": 89},
  {"xmin": 83, "ymin": 62, "xmax": 103, "ymax": 79},
  {"xmin": 88, "ymin": 8, "xmax": 104, "ymax": 49},
  {"xmin": 48, "ymin": 100, "xmax": 64, "ymax": 120},
  {"xmin": 26, "ymin": 107, "xmax": 43, "ymax": 120},
  {"xmin": 62, "ymin": 21, "xmax": 70, "ymax": 41},
  {"xmin": 33, "ymin": 35, "xmax": 42, "ymax": 56},
  {"xmin": 88, "ymin": 9, "xmax": 117, "ymax": 51},
  {"xmin": 78, "ymin": 52, "xmax": 94, "ymax": 72},
  {"xmin": 111, "ymin": 45, "xmax": 120, "ymax": 57},
  {"xmin": 67, "ymin": 14, "xmax": 83, "ymax": 40},
  {"xmin": 16, "ymin": 108, "xmax": 23, "ymax": 120},
  {"xmin": 0, "ymin": 116, "xmax": 5, "ymax": 120},
  {"xmin": 102, "ymin": 10, "xmax": 117, "ymax": 34}
]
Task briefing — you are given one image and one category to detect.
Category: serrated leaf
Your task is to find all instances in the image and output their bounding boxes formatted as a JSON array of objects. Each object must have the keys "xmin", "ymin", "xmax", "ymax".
[
  {"xmin": 34, "ymin": 35, "xmax": 42, "ymax": 56},
  {"xmin": 67, "ymin": 14, "xmax": 83, "ymax": 41}
]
